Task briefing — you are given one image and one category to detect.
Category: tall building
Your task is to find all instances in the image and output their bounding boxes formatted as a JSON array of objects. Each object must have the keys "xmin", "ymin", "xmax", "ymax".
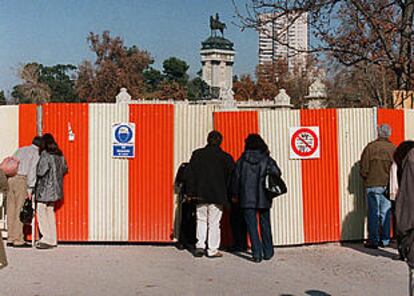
[{"xmin": 258, "ymin": 12, "xmax": 308, "ymax": 69}]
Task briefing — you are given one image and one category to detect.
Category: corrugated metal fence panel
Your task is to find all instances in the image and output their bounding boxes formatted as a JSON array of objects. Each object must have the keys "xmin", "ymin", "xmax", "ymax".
[
  {"xmin": 213, "ymin": 111, "xmax": 259, "ymax": 247},
  {"xmin": 404, "ymin": 110, "xmax": 414, "ymax": 140},
  {"xmin": 259, "ymin": 110, "xmax": 304, "ymax": 245},
  {"xmin": 89, "ymin": 104, "xmax": 129, "ymax": 241},
  {"xmin": 377, "ymin": 109, "xmax": 405, "ymax": 146},
  {"xmin": 213, "ymin": 111, "xmax": 259, "ymax": 160},
  {"xmin": 0, "ymin": 106, "xmax": 19, "ymax": 160},
  {"xmin": 173, "ymin": 103, "xmax": 214, "ymax": 176},
  {"xmin": 301, "ymin": 109, "xmax": 340, "ymax": 243},
  {"xmin": 19, "ymin": 104, "xmax": 37, "ymax": 146},
  {"xmin": 42, "ymin": 103, "xmax": 89, "ymax": 241},
  {"xmin": 173, "ymin": 103, "xmax": 214, "ymax": 239},
  {"xmin": 337, "ymin": 108, "xmax": 374, "ymax": 241},
  {"xmin": 129, "ymin": 104, "xmax": 174, "ymax": 242}
]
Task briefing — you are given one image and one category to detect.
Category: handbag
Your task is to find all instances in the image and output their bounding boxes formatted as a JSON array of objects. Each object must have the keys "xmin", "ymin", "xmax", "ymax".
[
  {"xmin": 264, "ymin": 167, "xmax": 287, "ymax": 199},
  {"xmin": 0, "ymin": 156, "xmax": 19, "ymax": 177},
  {"xmin": 20, "ymin": 199, "xmax": 33, "ymax": 224}
]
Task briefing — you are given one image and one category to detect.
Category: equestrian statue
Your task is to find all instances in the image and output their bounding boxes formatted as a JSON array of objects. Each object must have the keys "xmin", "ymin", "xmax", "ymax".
[{"xmin": 210, "ymin": 13, "xmax": 226, "ymax": 37}]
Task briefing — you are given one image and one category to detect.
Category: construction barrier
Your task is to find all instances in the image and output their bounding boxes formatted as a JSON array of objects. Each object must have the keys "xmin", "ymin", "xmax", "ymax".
[{"xmin": 0, "ymin": 103, "xmax": 409, "ymax": 245}]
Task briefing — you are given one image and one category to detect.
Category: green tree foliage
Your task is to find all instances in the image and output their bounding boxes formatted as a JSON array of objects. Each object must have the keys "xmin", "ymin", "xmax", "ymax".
[
  {"xmin": 162, "ymin": 57, "xmax": 189, "ymax": 86},
  {"xmin": 0, "ymin": 90, "xmax": 6, "ymax": 105},
  {"xmin": 187, "ymin": 77, "xmax": 210, "ymax": 100},
  {"xmin": 143, "ymin": 67, "xmax": 163, "ymax": 92},
  {"xmin": 38, "ymin": 64, "xmax": 77, "ymax": 102}
]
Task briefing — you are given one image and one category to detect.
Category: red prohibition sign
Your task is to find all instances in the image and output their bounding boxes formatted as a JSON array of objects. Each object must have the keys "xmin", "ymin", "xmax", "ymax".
[{"xmin": 291, "ymin": 128, "xmax": 318, "ymax": 157}]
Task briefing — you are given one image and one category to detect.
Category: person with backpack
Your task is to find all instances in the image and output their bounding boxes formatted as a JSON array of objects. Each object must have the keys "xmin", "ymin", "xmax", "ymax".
[
  {"xmin": 174, "ymin": 162, "xmax": 197, "ymax": 251},
  {"xmin": 35, "ymin": 133, "xmax": 67, "ymax": 249},
  {"xmin": 232, "ymin": 134, "xmax": 281, "ymax": 263}
]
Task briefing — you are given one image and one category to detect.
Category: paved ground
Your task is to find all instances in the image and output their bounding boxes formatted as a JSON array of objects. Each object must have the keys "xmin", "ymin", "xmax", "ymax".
[{"xmin": 0, "ymin": 242, "xmax": 408, "ymax": 296}]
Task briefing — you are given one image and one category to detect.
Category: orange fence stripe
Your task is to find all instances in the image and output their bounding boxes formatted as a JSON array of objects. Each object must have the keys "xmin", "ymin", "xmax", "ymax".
[
  {"xmin": 128, "ymin": 104, "xmax": 174, "ymax": 242},
  {"xmin": 301, "ymin": 109, "xmax": 340, "ymax": 243},
  {"xmin": 18, "ymin": 104, "xmax": 37, "ymax": 146},
  {"xmin": 42, "ymin": 103, "xmax": 89, "ymax": 241},
  {"xmin": 19, "ymin": 104, "xmax": 38, "ymax": 240},
  {"xmin": 213, "ymin": 111, "xmax": 259, "ymax": 247},
  {"xmin": 377, "ymin": 109, "xmax": 405, "ymax": 146}
]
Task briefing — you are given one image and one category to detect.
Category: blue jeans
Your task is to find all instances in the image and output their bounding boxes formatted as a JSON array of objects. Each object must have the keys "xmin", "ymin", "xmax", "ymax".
[
  {"xmin": 243, "ymin": 208, "xmax": 274, "ymax": 260},
  {"xmin": 366, "ymin": 186, "xmax": 391, "ymax": 246}
]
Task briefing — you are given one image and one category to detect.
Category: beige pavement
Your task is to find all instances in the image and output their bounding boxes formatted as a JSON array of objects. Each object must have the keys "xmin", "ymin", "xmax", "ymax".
[{"xmin": 0, "ymin": 243, "xmax": 408, "ymax": 296}]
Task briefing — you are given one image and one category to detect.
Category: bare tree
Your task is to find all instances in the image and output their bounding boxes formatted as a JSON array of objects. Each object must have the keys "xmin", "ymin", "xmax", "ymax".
[
  {"xmin": 233, "ymin": 0, "xmax": 414, "ymax": 106},
  {"xmin": 17, "ymin": 63, "xmax": 51, "ymax": 104}
]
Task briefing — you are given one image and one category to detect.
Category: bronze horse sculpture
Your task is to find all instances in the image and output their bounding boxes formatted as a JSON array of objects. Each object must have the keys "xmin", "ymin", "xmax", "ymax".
[{"xmin": 210, "ymin": 13, "xmax": 226, "ymax": 37}]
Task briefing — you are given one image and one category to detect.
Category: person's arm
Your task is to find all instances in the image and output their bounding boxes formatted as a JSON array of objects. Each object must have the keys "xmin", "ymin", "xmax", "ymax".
[
  {"xmin": 230, "ymin": 160, "xmax": 242, "ymax": 202},
  {"xmin": 0, "ymin": 169, "xmax": 8, "ymax": 194},
  {"xmin": 359, "ymin": 146, "xmax": 370, "ymax": 179},
  {"xmin": 27, "ymin": 153, "xmax": 39, "ymax": 194},
  {"xmin": 390, "ymin": 162, "xmax": 399, "ymax": 200},
  {"xmin": 184, "ymin": 153, "xmax": 197, "ymax": 198},
  {"xmin": 36, "ymin": 154, "xmax": 49, "ymax": 177},
  {"xmin": 62, "ymin": 157, "xmax": 68, "ymax": 175},
  {"xmin": 268, "ymin": 157, "xmax": 282, "ymax": 178}
]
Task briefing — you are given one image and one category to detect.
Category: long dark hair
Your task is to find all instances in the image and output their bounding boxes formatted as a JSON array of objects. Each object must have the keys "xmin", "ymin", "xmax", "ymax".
[
  {"xmin": 244, "ymin": 134, "xmax": 269, "ymax": 155},
  {"xmin": 41, "ymin": 133, "xmax": 63, "ymax": 156},
  {"xmin": 394, "ymin": 140, "xmax": 414, "ymax": 184}
]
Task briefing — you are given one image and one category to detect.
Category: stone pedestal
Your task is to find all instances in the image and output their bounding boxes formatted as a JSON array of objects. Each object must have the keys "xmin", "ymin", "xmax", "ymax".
[
  {"xmin": 201, "ymin": 48, "xmax": 235, "ymax": 92},
  {"xmin": 116, "ymin": 88, "xmax": 131, "ymax": 103},
  {"xmin": 274, "ymin": 89, "xmax": 293, "ymax": 109}
]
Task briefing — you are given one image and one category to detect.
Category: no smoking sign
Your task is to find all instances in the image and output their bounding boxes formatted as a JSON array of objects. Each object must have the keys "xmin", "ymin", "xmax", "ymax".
[{"xmin": 290, "ymin": 127, "xmax": 320, "ymax": 159}]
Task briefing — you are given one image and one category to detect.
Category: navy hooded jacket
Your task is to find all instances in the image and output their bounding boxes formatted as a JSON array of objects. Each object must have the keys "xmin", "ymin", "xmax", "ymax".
[{"xmin": 232, "ymin": 150, "xmax": 281, "ymax": 209}]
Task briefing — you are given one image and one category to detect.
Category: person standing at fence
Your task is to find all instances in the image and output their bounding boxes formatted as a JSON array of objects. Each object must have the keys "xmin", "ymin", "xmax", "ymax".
[
  {"xmin": 7, "ymin": 136, "xmax": 42, "ymax": 248},
  {"xmin": 185, "ymin": 130, "xmax": 234, "ymax": 258},
  {"xmin": 35, "ymin": 133, "xmax": 67, "ymax": 250},
  {"xmin": 232, "ymin": 134, "xmax": 281, "ymax": 263},
  {"xmin": 0, "ymin": 161, "xmax": 13, "ymax": 268},
  {"xmin": 360, "ymin": 124, "xmax": 396, "ymax": 249},
  {"xmin": 390, "ymin": 141, "xmax": 414, "ymax": 260},
  {"xmin": 394, "ymin": 144, "xmax": 414, "ymax": 295}
]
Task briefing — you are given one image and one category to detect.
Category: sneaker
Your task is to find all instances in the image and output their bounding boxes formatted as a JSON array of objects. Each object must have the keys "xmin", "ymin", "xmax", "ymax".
[
  {"xmin": 194, "ymin": 248, "xmax": 204, "ymax": 257},
  {"xmin": 207, "ymin": 251, "xmax": 223, "ymax": 258},
  {"xmin": 35, "ymin": 242, "xmax": 54, "ymax": 250},
  {"xmin": 379, "ymin": 242, "xmax": 390, "ymax": 248},
  {"xmin": 13, "ymin": 243, "xmax": 32, "ymax": 248}
]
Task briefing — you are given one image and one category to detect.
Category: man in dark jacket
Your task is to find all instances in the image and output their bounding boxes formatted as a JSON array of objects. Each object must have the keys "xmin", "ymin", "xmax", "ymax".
[
  {"xmin": 360, "ymin": 124, "xmax": 396, "ymax": 249},
  {"xmin": 186, "ymin": 131, "xmax": 234, "ymax": 258},
  {"xmin": 395, "ymin": 148, "xmax": 414, "ymax": 295}
]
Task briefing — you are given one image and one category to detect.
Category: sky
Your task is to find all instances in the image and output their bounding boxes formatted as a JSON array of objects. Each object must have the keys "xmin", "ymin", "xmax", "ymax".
[{"xmin": 0, "ymin": 0, "xmax": 257, "ymax": 95}]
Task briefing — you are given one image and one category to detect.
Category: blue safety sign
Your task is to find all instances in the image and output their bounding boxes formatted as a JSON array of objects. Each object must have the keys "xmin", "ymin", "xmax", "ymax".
[{"xmin": 112, "ymin": 123, "xmax": 135, "ymax": 158}]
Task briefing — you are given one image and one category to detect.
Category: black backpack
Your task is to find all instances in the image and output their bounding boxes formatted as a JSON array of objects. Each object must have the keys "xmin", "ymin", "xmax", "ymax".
[{"xmin": 174, "ymin": 162, "xmax": 189, "ymax": 196}]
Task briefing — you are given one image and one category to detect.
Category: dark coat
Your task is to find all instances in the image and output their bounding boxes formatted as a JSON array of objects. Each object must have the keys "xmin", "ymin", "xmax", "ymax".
[
  {"xmin": 396, "ymin": 149, "xmax": 414, "ymax": 267},
  {"xmin": 232, "ymin": 150, "xmax": 281, "ymax": 209},
  {"xmin": 36, "ymin": 151, "xmax": 68, "ymax": 203},
  {"xmin": 185, "ymin": 145, "xmax": 235, "ymax": 205}
]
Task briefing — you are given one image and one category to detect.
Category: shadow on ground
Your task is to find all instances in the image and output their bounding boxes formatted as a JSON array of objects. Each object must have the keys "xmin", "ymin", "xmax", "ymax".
[
  {"xmin": 279, "ymin": 291, "xmax": 332, "ymax": 296},
  {"xmin": 341, "ymin": 241, "xmax": 400, "ymax": 260}
]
